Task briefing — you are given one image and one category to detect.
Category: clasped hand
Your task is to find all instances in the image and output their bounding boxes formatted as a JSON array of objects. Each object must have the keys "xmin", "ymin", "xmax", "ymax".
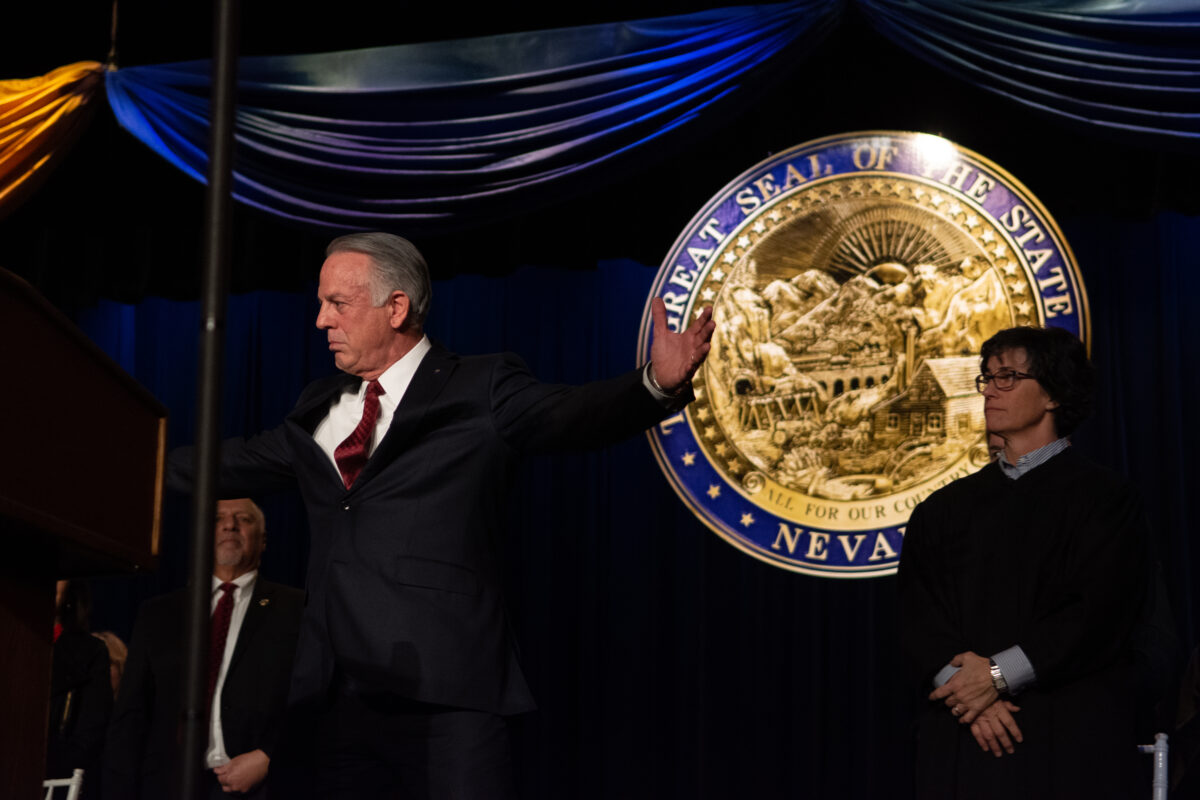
[
  {"xmin": 970, "ymin": 699, "xmax": 1023, "ymax": 757},
  {"xmin": 928, "ymin": 651, "xmax": 1022, "ymax": 756},
  {"xmin": 213, "ymin": 748, "xmax": 269, "ymax": 793}
]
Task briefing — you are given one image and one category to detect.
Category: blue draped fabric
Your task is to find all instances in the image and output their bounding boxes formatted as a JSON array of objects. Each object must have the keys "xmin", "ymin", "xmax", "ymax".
[
  {"xmin": 859, "ymin": 0, "xmax": 1200, "ymax": 147},
  {"xmin": 104, "ymin": 2, "xmax": 835, "ymax": 232},
  {"xmin": 101, "ymin": 1, "xmax": 1200, "ymax": 234}
]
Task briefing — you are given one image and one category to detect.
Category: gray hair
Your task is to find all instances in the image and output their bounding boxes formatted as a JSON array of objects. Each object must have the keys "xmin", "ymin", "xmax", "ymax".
[{"xmin": 326, "ymin": 232, "xmax": 432, "ymax": 328}]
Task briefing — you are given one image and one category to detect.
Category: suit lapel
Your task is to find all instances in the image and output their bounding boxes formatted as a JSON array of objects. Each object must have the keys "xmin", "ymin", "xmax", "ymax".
[
  {"xmin": 289, "ymin": 373, "xmax": 360, "ymax": 435},
  {"xmin": 288, "ymin": 373, "xmax": 359, "ymax": 487},
  {"xmin": 351, "ymin": 345, "xmax": 456, "ymax": 490},
  {"xmin": 225, "ymin": 579, "xmax": 269, "ymax": 679}
]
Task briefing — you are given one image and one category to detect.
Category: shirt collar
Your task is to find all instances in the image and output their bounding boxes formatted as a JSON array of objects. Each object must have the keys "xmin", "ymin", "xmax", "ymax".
[
  {"xmin": 212, "ymin": 570, "xmax": 257, "ymax": 594},
  {"xmin": 372, "ymin": 335, "xmax": 431, "ymax": 401},
  {"xmin": 998, "ymin": 437, "xmax": 1070, "ymax": 480}
]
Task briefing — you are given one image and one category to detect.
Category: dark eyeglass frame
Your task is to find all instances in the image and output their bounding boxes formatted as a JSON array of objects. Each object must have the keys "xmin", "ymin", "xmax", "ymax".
[{"xmin": 975, "ymin": 370, "xmax": 1036, "ymax": 393}]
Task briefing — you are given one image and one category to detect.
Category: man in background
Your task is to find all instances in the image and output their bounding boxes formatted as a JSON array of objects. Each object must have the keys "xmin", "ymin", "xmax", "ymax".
[{"xmin": 104, "ymin": 498, "xmax": 304, "ymax": 798}]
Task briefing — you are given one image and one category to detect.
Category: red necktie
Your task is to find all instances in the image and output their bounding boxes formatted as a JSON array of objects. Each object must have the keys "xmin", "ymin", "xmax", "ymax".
[
  {"xmin": 335, "ymin": 380, "xmax": 385, "ymax": 489},
  {"xmin": 206, "ymin": 582, "xmax": 236, "ymax": 716}
]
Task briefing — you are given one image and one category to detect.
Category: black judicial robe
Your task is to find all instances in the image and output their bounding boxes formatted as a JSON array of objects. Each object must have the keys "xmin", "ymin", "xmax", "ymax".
[{"xmin": 898, "ymin": 448, "xmax": 1148, "ymax": 799}]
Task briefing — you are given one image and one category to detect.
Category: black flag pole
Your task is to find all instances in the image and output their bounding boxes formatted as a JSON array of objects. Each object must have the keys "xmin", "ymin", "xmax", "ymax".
[{"xmin": 180, "ymin": 0, "xmax": 240, "ymax": 798}]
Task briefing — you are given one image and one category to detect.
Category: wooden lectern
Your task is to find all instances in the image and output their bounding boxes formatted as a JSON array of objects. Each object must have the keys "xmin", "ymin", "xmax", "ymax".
[{"xmin": 0, "ymin": 268, "xmax": 164, "ymax": 800}]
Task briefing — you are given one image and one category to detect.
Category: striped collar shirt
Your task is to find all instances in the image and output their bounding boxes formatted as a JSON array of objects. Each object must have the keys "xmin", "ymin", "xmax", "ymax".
[{"xmin": 998, "ymin": 437, "xmax": 1070, "ymax": 480}]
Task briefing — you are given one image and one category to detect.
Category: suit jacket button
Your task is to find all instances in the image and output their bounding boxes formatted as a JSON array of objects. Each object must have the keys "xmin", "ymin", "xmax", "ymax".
[{"xmin": 342, "ymin": 504, "xmax": 350, "ymax": 511}]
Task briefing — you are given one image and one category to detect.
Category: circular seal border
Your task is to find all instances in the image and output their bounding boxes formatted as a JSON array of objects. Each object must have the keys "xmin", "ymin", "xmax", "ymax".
[{"xmin": 638, "ymin": 130, "xmax": 1089, "ymax": 578}]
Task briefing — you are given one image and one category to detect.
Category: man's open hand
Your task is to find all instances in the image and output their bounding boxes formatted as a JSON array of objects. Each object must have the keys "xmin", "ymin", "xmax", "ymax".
[{"xmin": 648, "ymin": 298, "xmax": 715, "ymax": 392}]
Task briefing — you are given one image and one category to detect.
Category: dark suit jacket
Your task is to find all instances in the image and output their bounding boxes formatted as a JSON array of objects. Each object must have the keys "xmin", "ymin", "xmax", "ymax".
[
  {"xmin": 102, "ymin": 579, "xmax": 304, "ymax": 799},
  {"xmin": 169, "ymin": 347, "xmax": 682, "ymax": 716}
]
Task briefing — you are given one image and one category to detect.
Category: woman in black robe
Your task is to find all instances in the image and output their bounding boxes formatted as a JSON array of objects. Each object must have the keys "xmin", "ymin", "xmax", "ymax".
[{"xmin": 898, "ymin": 326, "xmax": 1149, "ymax": 799}]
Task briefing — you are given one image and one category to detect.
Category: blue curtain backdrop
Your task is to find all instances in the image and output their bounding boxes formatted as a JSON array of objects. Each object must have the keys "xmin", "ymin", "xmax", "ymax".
[
  {"xmin": 102, "ymin": 0, "xmax": 1200, "ymax": 236},
  {"xmin": 1065, "ymin": 213, "xmax": 1199, "ymax": 646},
  {"xmin": 26, "ymin": 2, "xmax": 1197, "ymax": 797},
  {"xmin": 77, "ymin": 259, "xmax": 911, "ymax": 798},
  {"xmin": 859, "ymin": 0, "xmax": 1200, "ymax": 147},
  {"xmin": 74, "ymin": 215, "xmax": 1198, "ymax": 795}
]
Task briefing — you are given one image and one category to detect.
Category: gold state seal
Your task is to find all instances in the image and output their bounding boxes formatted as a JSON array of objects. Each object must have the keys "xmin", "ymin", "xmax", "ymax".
[{"xmin": 639, "ymin": 131, "xmax": 1089, "ymax": 577}]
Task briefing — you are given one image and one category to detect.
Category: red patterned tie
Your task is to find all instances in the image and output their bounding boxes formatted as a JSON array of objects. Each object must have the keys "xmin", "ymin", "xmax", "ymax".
[
  {"xmin": 206, "ymin": 582, "xmax": 236, "ymax": 716},
  {"xmin": 335, "ymin": 380, "xmax": 385, "ymax": 489}
]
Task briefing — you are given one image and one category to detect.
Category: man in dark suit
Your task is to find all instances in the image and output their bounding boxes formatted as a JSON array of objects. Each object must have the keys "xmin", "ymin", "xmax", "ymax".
[
  {"xmin": 103, "ymin": 498, "xmax": 304, "ymax": 799},
  {"xmin": 168, "ymin": 232, "xmax": 714, "ymax": 798}
]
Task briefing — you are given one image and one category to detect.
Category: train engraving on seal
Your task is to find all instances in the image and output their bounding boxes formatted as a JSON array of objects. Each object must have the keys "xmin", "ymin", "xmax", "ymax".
[{"xmin": 639, "ymin": 132, "xmax": 1089, "ymax": 577}]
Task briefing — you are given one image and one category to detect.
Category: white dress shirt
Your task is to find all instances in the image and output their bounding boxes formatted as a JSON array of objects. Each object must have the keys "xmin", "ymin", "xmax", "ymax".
[
  {"xmin": 205, "ymin": 570, "xmax": 258, "ymax": 768},
  {"xmin": 312, "ymin": 336, "xmax": 433, "ymax": 472}
]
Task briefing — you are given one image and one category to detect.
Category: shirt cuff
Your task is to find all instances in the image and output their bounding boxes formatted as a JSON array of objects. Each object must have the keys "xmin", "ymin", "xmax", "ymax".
[
  {"xmin": 991, "ymin": 645, "xmax": 1036, "ymax": 695},
  {"xmin": 642, "ymin": 363, "xmax": 679, "ymax": 407},
  {"xmin": 932, "ymin": 663, "xmax": 960, "ymax": 688}
]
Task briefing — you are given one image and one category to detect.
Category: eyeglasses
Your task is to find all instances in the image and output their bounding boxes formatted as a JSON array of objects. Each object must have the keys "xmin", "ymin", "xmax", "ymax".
[{"xmin": 975, "ymin": 369, "xmax": 1036, "ymax": 393}]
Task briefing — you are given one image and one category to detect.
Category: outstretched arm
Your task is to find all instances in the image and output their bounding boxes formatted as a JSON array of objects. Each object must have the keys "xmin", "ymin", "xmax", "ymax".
[{"xmin": 648, "ymin": 298, "xmax": 715, "ymax": 393}]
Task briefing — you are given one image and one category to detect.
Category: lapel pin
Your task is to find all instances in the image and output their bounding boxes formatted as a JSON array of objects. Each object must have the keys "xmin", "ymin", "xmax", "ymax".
[{"xmin": 259, "ymin": 598, "xmax": 270, "ymax": 607}]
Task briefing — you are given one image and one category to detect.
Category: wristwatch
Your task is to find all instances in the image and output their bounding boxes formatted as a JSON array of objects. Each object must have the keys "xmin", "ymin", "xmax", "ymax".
[{"xmin": 989, "ymin": 658, "xmax": 1009, "ymax": 694}]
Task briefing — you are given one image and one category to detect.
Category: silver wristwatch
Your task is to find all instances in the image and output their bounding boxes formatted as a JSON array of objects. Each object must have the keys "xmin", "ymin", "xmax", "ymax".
[{"xmin": 989, "ymin": 658, "xmax": 1008, "ymax": 694}]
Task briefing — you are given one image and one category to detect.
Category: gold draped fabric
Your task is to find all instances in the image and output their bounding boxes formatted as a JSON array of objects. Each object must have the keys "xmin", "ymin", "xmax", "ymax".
[{"xmin": 0, "ymin": 61, "xmax": 104, "ymax": 220}]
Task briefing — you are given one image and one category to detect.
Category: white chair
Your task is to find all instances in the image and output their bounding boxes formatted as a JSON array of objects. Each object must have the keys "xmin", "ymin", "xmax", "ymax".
[
  {"xmin": 1137, "ymin": 733, "xmax": 1168, "ymax": 800},
  {"xmin": 42, "ymin": 768, "xmax": 83, "ymax": 800}
]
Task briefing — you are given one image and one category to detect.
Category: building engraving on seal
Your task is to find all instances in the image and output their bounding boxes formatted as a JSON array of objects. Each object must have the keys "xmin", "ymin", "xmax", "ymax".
[{"xmin": 640, "ymin": 131, "xmax": 1089, "ymax": 578}]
